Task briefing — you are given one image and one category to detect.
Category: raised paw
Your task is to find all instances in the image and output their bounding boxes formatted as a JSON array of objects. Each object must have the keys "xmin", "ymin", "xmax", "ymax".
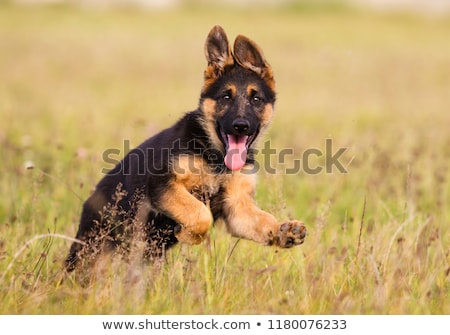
[{"xmin": 276, "ymin": 220, "xmax": 307, "ymax": 248}]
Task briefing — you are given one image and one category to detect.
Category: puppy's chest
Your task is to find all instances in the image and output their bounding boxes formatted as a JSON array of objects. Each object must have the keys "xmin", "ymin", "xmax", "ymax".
[
  {"xmin": 187, "ymin": 169, "xmax": 230, "ymax": 205},
  {"xmin": 173, "ymin": 155, "xmax": 229, "ymax": 205}
]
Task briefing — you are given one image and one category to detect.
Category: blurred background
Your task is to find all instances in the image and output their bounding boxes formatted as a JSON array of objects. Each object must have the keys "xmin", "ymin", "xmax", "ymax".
[
  {"xmin": 7, "ymin": 0, "xmax": 450, "ymax": 12},
  {"xmin": 10, "ymin": 0, "xmax": 450, "ymax": 14},
  {"xmin": 1, "ymin": 0, "xmax": 449, "ymax": 314}
]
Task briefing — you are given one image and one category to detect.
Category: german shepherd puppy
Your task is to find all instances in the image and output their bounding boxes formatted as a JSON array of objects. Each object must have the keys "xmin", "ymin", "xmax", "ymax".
[{"xmin": 65, "ymin": 26, "xmax": 306, "ymax": 272}]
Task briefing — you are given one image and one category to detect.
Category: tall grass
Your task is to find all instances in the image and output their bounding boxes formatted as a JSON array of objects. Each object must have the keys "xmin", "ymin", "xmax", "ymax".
[{"xmin": 0, "ymin": 3, "xmax": 449, "ymax": 314}]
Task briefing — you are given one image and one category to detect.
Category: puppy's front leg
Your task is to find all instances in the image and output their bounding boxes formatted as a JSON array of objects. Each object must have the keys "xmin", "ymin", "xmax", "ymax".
[
  {"xmin": 222, "ymin": 169, "xmax": 306, "ymax": 247},
  {"xmin": 158, "ymin": 181, "xmax": 213, "ymax": 245}
]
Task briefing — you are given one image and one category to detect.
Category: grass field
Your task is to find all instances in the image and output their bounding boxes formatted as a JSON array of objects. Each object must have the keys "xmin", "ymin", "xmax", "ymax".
[{"xmin": 0, "ymin": 2, "xmax": 449, "ymax": 314}]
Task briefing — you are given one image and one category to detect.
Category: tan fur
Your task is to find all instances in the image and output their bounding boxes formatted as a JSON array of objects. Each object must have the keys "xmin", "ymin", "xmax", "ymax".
[
  {"xmin": 221, "ymin": 166, "xmax": 279, "ymax": 244},
  {"xmin": 160, "ymin": 183, "xmax": 212, "ymax": 245},
  {"xmin": 200, "ymin": 98, "xmax": 225, "ymax": 151},
  {"xmin": 161, "ymin": 155, "xmax": 224, "ymax": 244},
  {"xmin": 246, "ymin": 83, "xmax": 259, "ymax": 96},
  {"xmin": 226, "ymin": 83, "xmax": 237, "ymax": 97},
  {"xmin": 172, "ymin": 155, "xmax": 225, "ymax": 193},
  {"xmin": 159, "ymin": 157, "xmax": 284, "ymax": 246},
  {"xmin": 260, "ymin": 103, "xmax": 274, "ymax": 130}
]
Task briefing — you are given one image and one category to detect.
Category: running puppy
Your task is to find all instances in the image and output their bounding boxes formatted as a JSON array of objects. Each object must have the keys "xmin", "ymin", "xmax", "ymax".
[{"xmin": 65, "ymin": 25, "xmax": 306, "ymax": 272}]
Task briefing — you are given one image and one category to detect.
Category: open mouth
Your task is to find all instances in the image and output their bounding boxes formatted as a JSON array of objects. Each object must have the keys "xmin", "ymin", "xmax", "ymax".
[{"xmin": 219, "ymin": 127, "xmax": 257, "ymax": 171}]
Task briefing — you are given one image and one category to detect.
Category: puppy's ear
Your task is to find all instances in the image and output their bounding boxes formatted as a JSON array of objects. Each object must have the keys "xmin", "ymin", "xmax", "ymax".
[
  {"xmin": 203, "ymin": 25, "xmax": 233, "ymax": 91},
  {"xmin": 233, "ymin": 35, "xmax": 275, "ymax": 90}
]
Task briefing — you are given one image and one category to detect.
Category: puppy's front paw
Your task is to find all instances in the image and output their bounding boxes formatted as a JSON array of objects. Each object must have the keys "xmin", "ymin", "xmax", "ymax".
[
  {"xmin": 276, "ymin": 220, "xmax": 307, "ymax": 248},
  {"xmin": 174, "ymin": 224, "xmax": 206, "ymax": 245}
]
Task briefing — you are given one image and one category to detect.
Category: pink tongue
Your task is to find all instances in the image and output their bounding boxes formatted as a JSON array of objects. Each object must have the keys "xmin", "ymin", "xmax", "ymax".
[{"xmin": 224, "ymin": 134, "xmax": 248, "ymax": 171}]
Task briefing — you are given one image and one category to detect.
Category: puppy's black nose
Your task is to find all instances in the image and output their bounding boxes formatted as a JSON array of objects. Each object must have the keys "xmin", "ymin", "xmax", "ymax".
[{"xmin": 232, "ymin": 118, "xmax": 250, "ymax": 134}]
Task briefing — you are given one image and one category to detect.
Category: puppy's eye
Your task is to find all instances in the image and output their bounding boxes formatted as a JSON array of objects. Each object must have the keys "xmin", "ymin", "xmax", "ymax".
[
  {"xmin": 220, "ymin": 94, "xmax": 232, "ymax": 103},
  {"xmin": 251, "ymin": 96, "xmax": 263, "ymax": 105}
]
